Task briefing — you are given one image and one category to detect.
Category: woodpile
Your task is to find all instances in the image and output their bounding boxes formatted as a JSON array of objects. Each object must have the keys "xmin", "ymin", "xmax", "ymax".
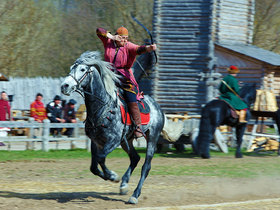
[
  {"xmin": 247, "ymin": 137, "xmax": 279, "ymax": 152},
  {"xmin": 253, "ymin": 72, "xmax": 278, "ymax": 112},
  {"xmin": 165, "ymin": 113, "xmax": 200, "ymax": 122},
  {"xmin": 253, "ymin": 90, "xmax": 278, "ymax": 112}
]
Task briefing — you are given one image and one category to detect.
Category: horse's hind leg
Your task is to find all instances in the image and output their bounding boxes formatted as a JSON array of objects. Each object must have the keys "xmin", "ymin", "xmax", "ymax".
[
  {"xmin": 128, "ymin": 132, "xmax": 157, "ymax": 204},
  {"xmin": 120, "ymin": 140, "xmax": 140, "ymax": 195}
]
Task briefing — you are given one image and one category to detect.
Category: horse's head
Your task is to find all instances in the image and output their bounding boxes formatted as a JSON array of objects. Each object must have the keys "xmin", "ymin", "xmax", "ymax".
[
  {"xmin": 239, "ymin": 83, "xmax": 257, "ymax": 107},
  {"xmin": 61, "ymin": 51, "xmax": 120, "ymax": 100},
  {"xmin": 61, "ymin": 62, "xmax": 95, "ymax": 96}
]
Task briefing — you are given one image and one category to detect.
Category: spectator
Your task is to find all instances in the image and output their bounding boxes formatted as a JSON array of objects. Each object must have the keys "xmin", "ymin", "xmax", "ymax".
[
  {"xmin": 62, "ymin": 99, "xmax": 77, "ymax": 137},
  {"xmin": 30, "ymin": 93, "xmax": 47, "ymax": 123},
  {"xmin": 46, "ymin": 95, "xmax": 65, "ymax": 137},
  {"xmin": 30, "ymin": 93, "xmax": 47, "ymax": 138},
  {"xmin": 0, "ymin": 91, "xmax": 12, "ymax": 146},
  {"xmin": 0, "ymin": 91, "xmax": 12, "ymax": 121}
]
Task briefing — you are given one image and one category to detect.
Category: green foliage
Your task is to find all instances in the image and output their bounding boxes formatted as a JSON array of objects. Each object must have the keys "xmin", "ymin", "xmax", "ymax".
[
  {"xmin": 0, "ymin": 0, "xmax": 153, "ymax": 77},
  {"xmin": 254, "ymin": 0, "xmax": 280, "ymax": 53}
]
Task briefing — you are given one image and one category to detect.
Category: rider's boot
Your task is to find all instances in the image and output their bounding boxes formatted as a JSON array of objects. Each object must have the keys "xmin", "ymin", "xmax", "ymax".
[
  {"xmin": 128, "ymin": 102, "xmax": 145, "ymax": 138},
  {"xmin": 239, "ymin": 109, "xmax": 247, "ymax": 123}
]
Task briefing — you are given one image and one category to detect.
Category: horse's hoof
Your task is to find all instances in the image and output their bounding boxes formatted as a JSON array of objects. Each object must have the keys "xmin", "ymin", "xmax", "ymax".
[
  {"xmin": 201, "ymin": 154, "xmax": 210, "ymax": 159},
  {"xmin": 235, "ymin": 153, "xmax": 243, "ymax": 158},
  {"xmin": 110, "ymin": 171, "xmax": 120, "ymax": 183},
  {"xmin": 120, "ymin": 183, "xmax": 129, "ymax": 195},
  {"xmin": 127, "ymin": 196, "xmax": 138, "ymax": 204}
]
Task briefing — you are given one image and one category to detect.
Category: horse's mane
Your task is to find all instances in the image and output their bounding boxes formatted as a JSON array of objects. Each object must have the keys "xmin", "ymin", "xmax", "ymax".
[
  {"xmin": 239, "ymin": 84, "xmax": 256, "ymax": 98},
  {"xmin": 239, "ymin": 83, "xmax": 256, "ymax": 106},
  {"xmin": 76, "ymin": 51, "xmax": 120, "ymax": 101}
]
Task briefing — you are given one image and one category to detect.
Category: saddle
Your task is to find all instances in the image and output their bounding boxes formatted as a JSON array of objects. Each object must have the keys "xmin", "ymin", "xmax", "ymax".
[
  {"xmin": 220, "ymin": 99, "xmax": 240, "ymax": 119},
  {"xmin": 119, "ymin": 94, "xmax": 150, "ymax": 125},
  {"xmin": 230, "ymin": 109, "xmax": 240, "ymax": 119}
]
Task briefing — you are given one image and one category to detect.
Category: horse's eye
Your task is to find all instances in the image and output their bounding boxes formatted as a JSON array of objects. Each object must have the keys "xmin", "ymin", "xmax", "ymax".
[{"xmin": 81, "ymin": 68, "xmax": 86, "ymax": 72}]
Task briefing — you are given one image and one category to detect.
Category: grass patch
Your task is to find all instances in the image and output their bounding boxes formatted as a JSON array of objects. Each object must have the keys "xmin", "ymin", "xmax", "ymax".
[
  {"xmin": 1, "ymin": 147, "xmax": 280, "ymax": 178},
  {"xmin": 0, "ymin": 149, "xmax": 91, "ymax": 161}
]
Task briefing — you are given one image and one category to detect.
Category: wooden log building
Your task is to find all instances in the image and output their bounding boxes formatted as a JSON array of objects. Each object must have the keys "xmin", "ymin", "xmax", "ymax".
[{"xmin": 141, "ymin": 0, "xmax": 280, "ymax": 115}]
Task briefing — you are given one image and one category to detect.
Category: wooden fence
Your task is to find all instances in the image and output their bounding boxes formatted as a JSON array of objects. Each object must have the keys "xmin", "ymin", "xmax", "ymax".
[{"xmin": 0, "ymin": 119, "xmax": 90, "ymax": 152}]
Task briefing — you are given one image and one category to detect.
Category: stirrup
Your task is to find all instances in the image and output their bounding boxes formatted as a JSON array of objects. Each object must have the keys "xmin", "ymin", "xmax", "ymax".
[
  {"xmin": 239, "ymin": 120, "xmax": 247, "ymax": 124},
  {"xmin": 134, "ymin": 125, "xmax": 145, "ymax": 138}
]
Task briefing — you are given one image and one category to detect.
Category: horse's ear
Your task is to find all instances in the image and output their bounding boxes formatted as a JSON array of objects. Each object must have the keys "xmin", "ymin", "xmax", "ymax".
[{"xmin": 91, "ymin": 64, "xmax": 101, "ymax": 74}]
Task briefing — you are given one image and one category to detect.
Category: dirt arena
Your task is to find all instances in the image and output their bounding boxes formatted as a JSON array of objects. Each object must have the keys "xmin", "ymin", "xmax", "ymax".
[{"xmin": 1, "ymin": 157, "xmax": 280, "ymax": 210}]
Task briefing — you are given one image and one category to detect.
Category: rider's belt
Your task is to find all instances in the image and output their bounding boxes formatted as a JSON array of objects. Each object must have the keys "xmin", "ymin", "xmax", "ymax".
[{"xmin": 116, "ymin": 67, "xmax": 128, "ymax": 70}]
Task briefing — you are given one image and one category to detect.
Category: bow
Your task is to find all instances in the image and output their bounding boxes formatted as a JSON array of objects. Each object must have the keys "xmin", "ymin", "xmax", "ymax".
[{"xmin": 130, "ymin": 13, "xmax": 157, "ymax": 64}]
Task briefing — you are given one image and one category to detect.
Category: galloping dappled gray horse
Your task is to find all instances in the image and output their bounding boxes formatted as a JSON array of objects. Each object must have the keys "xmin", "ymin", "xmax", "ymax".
[{"xmin": 61, "ymin": 51, "xmax": 164, "ymax": 204}]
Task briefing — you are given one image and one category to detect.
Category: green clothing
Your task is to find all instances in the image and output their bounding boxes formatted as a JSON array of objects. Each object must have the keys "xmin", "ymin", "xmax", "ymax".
[{"xmin": 218, "ymin": 74, "xmax": 248, "ymax": 110}]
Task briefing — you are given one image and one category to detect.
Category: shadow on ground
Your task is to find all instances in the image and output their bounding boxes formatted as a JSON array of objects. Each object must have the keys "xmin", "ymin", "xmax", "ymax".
[{"xmin": 0, "ymin": 190, "xmax": 126, "ymax": 203}]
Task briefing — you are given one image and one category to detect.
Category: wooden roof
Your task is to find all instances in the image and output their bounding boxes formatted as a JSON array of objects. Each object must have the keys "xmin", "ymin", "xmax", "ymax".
[
  {"xmin": 0, "ymin": 73, "xmax": 9, "ymax": 81},
  {"xmin": 216, "ymin": 44, "xmax": 280, "ymax": 67}
]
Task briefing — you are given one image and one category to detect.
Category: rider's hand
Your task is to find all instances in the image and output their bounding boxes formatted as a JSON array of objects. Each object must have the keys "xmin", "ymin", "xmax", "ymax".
[
  {"xmin": 146, "ymin": 44, "xmax": 157, "ymax": 52},
  {"xmin": 113, "ymin": 35, "xmax": 122, "ymax": 42}
]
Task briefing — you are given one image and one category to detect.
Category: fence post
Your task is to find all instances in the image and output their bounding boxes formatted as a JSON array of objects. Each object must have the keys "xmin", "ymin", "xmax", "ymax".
[
  {"xmin": 27, "ymin": 118, "xmax": 35, "ymax": 150},
  {"xmin": 86, "ymin": 137, "xmax": 91, "ymax": 152},
  {"xmin": 71, "ymin": 119, "xmax": 79, "ymax": 149},
  {"xmin": 42, "ymin": 119, "xmax": 50, "ymax": 152}
]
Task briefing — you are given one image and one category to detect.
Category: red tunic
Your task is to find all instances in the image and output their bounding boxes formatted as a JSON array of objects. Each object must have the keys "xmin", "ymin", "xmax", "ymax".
[
  {"xmin": 96, "ymin": 28, "xmax": 147, "ymax": 99},
  {"xmin": 0, "ymin": 99, "xmax": 11, "ymax": 121}
]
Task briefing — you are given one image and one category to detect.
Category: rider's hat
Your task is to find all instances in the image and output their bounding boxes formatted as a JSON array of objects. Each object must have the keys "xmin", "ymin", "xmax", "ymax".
[
  {"xmin": 68, "ymin": 99, "xmax": 77, "ymax": 105},
  {"xmin": 53, "ymin": 95, "xmax": 61, "ymax": 101},
  {"xmin": 227, "ymin": 65, "xmax": 239, "ymax": 74},
  {"xmin": 116, "ymin": 26, "xmax": 128, "ymax": 36}
]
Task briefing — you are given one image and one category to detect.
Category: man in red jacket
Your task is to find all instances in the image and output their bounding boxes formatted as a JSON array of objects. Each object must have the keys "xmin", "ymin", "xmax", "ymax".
[
  {"xmin": 0, "ymin": 91, "xmax": 11, "ymax": 146},
  {"xmin": 30, "ymin": 93, "xmax": 47, "ymax": 123},
  {"xmin": 0, "ymin": 91, "xmax": 12, "ymax": 121},
  {"xmin": 30, "ymin": 93, "xmax": 47, "ymax": 138}
]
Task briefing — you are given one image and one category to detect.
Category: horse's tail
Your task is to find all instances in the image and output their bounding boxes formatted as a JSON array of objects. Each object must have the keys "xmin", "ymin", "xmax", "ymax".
[{"xmin": 161, "ymin": 114, "xmax": 184, "ymax": 142}]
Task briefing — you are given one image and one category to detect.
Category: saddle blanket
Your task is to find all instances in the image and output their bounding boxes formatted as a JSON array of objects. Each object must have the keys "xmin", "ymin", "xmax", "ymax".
[{"xmin": 120, "ymin": 101, "xmax": 150, "ymax": 125}]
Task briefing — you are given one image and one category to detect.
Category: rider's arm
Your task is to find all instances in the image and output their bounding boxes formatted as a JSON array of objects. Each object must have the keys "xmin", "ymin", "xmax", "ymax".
[
  {"xmin": 136, "ymin": 44, "xmax": 157, "ymax": 55},
  {"xmin": 96, "ymin": 28, "xmax": 120, "ymax": 42},
  {"xmin": 96, "ymin": 28, "xmax": 112, "ymax": 46}
]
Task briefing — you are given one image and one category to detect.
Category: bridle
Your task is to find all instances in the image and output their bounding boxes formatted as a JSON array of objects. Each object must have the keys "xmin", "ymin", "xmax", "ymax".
[
  {"xmin": 68, "ymin": 64, "xmax": 107, "ymax": 105},
  {"xmin": 69, "ymin": 64, "xmax": 93, "ymax": 93}
]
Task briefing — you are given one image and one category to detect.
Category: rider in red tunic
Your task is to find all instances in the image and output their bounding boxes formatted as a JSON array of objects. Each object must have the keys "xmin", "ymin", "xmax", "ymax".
[{"xmin": 96, "ymin": 26, "xmax": 156, "ymax": 138}]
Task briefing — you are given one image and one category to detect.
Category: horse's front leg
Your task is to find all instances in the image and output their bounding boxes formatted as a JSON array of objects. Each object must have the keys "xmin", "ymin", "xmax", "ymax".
[
  {"xmin": 197, "ymin": 117, "xmax": 216, "ymax": 159},
  {"xmin": 119, "ymin": 139, "xmax": 140, "ymax": 195},
  {"xmin": 89, "ymin": 140, "xmax": 120, "ymax": 182},
  {"xmin": 235, "ymin": 124, "xmax": 247, "ymax": 158},
  {"xmin": 90, "ymin": 141, "xmax": 106, "ymax": 179}
]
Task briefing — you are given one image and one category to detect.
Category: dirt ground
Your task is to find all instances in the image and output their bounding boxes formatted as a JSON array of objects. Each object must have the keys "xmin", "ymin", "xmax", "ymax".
[{"xmin": 1, "ymin": 157, "xmax": 280, "ymax": 210}]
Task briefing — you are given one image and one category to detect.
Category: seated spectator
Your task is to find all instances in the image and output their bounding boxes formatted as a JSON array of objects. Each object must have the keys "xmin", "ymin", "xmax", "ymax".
[
  {"xmin": 62, "ymin": 99, "xmax": 77, "ymax": 137},
  {"xmin": 46, "ymin": 95, "xmax": 65, "ymax": 137},
  {"xmin": 30, "ymin": 93, "xmax": 47, "ymax": 123},
  {"xmin": 30, "ymin": 93, "xmax": 47, "ymax": 138}
]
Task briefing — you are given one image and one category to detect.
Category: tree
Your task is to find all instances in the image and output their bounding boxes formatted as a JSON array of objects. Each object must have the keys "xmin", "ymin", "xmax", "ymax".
[
  {"xmin": 253, "ymin": 0, "xmax": 280, "ymax": 53},
  {"xmin": 0, "ymin": 0, "xmax": 154, "ymax": 77}
]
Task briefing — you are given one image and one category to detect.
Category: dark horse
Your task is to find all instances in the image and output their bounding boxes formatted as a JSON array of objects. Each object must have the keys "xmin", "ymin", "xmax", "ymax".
[
  {"xmin": 194, "ymin": 84, "xmax": 257, "ymax": 159},
  {"xmin": 61, "ymin": 51, "xmax": 164, "ymax": 204}
]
